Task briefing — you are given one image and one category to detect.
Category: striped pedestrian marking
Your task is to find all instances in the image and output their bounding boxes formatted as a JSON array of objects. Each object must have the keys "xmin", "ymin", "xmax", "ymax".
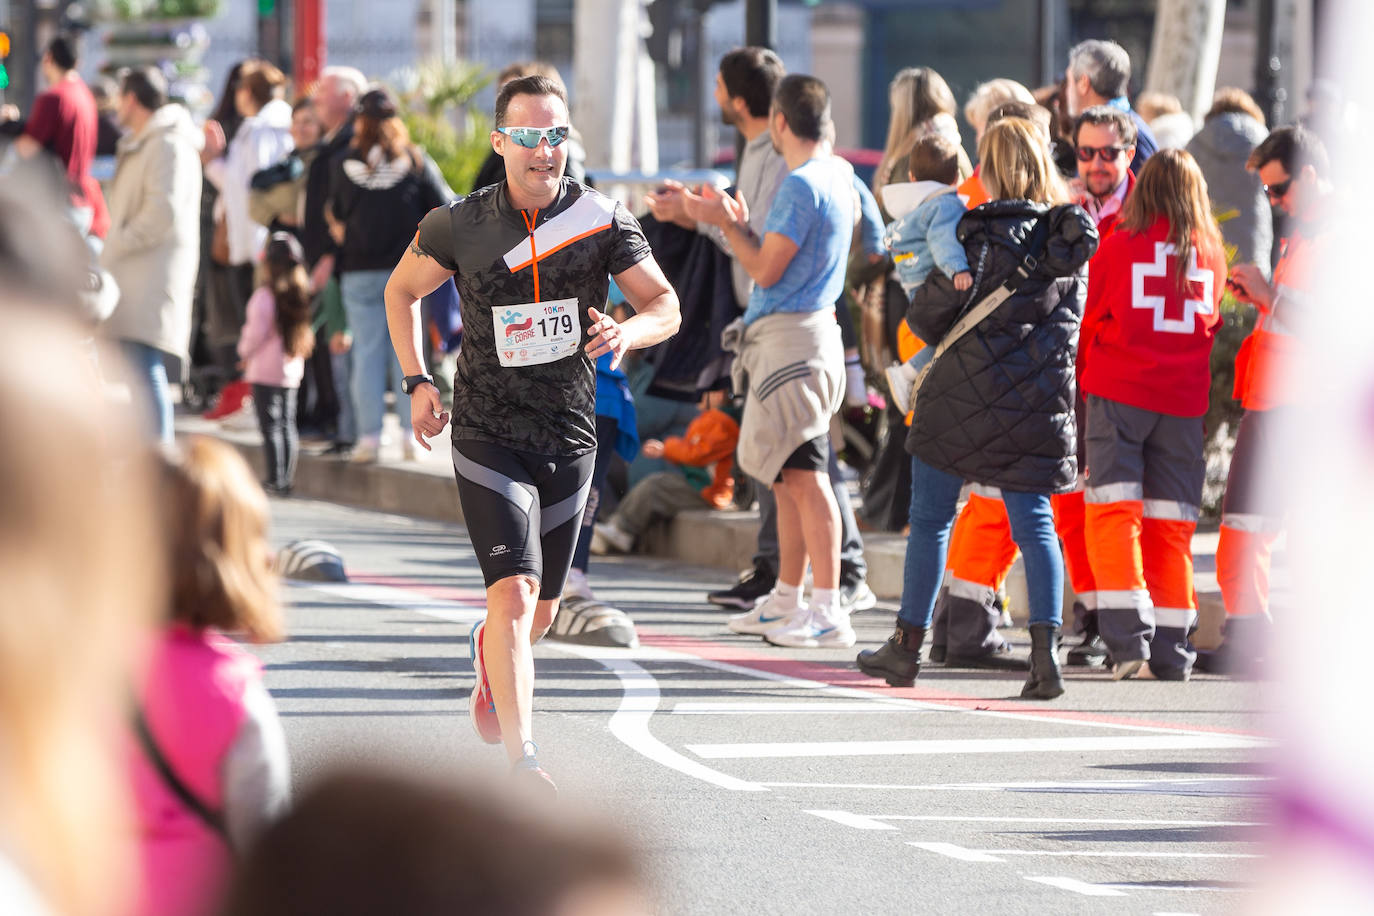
[
  {"xmin": 806, "ymin": 810, "xmax": 1262, "ymax": 830},
  {"xmin": 1025, "ymin": 876, "xmax": 1127, "ymax": 897},
  {"xmin": 688, "ymin": 733, "xmax": 1270, "ymax": 759},
  {"xmin": 908, "ymin": 842, "xmax": 1005, "ymax": 862},
  {"xmin": 912, "ymin": 842, "xmax": 1260, "ymax": 861},
  {"xmin": 671, "ymin": 700, "xmax": 927, "ymax": 715}
]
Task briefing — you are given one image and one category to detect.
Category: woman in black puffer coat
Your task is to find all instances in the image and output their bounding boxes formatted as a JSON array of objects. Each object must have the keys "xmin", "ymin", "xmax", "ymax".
[{"xmin": 857, "ymin": 118, "xmax": 1098, "ymax": 699}]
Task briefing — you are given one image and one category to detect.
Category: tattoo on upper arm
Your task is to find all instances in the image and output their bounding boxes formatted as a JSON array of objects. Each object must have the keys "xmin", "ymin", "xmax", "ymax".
[{"xmin": 409, "ymin": 240, "xmax": 430, "ymax": 260}]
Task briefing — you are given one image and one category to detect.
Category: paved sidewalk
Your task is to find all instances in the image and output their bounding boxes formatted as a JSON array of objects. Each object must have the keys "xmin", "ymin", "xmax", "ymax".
[{"xmin": 179, "ymin": 411, "xmax": 1281, "ymax": 648}]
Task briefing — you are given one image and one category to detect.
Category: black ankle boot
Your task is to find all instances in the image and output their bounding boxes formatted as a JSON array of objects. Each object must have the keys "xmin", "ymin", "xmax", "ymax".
[
  {"xmin": 856, "ymin": 622, "xmax": 925, "ymax": 687},
  {"xmin": 1066, "ymin": 611, "xmax": 1108, "ymax": 667},
  {"xmin": 1021, "ymin": 623, "xmax": 1065, "ymax": 699}
]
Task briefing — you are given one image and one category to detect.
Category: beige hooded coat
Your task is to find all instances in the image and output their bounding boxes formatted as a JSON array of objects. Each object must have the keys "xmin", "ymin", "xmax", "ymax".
[{"xmin": 101, "ymin": 103, "xmax": 203, "ymax": 360}]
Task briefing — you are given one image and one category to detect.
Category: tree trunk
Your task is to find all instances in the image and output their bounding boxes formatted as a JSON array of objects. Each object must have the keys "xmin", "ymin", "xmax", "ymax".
[{"xmin": 1144, "ymin": 0, "xmax": 1227, "ymax": 123}]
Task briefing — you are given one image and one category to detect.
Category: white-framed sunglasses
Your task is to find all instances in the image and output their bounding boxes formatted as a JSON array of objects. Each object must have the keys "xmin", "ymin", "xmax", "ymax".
[{"xmin": 496, "ymin": 125, "xmax": 570, "ymax": 149}]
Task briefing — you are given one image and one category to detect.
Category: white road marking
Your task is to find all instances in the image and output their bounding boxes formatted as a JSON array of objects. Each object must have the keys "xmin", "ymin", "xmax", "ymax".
[
  {"xmin": 299, "ymin": 580, "xmax": 1267, "ymax": 802},
  {"xmin": 981, "ymin": 850, "xmax": 1261, "ymax": 859},
  {"xmin": 1025, "ymin": 876, "xmax": 1127, "ymax": 897},
  {"xmin": 555, "ymin": 644, "xmax": 768, "ymax": 793},
  {"xmin": 809, "ymin": 811, "xmax": 1261, "ymax": 827},
  {"xmin": 301, "ymin": 581, "xmax": 766, "ymax": 792},
  {"xmin": 908, "ymin": 842, "xmax": 1005, "ymax": 862},
  {"xmin": 298, "ymin": 581, "xmax": 485, "ymax": 623},
  {"xmin": 760, "ymin": 777, "xmax": 1273, "ymax": 795},
  {"xmin": 805, "ymin": 810, "xmax": 899, "ymax": 830},
  {"xmin": 689, "ymin": 734, "xmax": 1270, "ymax": 759},
  {"xmin": 672, "ymin": 700, "xmax": 925, "ymax": 715}
]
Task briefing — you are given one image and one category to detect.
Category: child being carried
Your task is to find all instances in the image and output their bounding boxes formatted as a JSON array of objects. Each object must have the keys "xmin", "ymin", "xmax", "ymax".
[{"xmin": 881, "ymin": 132, "xmax": 972, "ymax": 414}]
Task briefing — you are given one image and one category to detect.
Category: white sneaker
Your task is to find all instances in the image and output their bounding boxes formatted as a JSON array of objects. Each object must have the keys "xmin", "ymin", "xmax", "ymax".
[
  {"xmin": 221, "ymin": 399, "xmax": 258, "ymax": 431},
  {"xmin": 592, "ymin": 521, "xmax": 634, "ymax": 554},
  {"xmin": 765, "ymin": 604, "xmax": 857, "ymax": 648},
  {"xmin": 350, "ymin": 437, "xmax": 380, "ymax": 464},
  {"xmin": 562, "ymin": 567, "xmax": 594, "ymax": 601},
  {"xmin": 885, "ymin": 362, "xmax": 919, "ymax": 415},
  {"xmin": 727, "ymin": 590, "xmax": 801, "ymax": 635}
]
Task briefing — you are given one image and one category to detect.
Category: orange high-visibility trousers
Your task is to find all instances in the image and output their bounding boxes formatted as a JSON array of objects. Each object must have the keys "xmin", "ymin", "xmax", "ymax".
[
  {"xmin": 1051, "ymin": 488, "xmax": 1099, "ymax": 626},
  {"xmin": 932, "ymin": 488, "xmax": 1019, "ymax": 657},
  {"xmin": 1216, "ymin": 408, "xmax": 1284, "ymax": 621},
  {"xmin": 1083, "ymin": 395, "xmax": 1204, "ymax": 674}
]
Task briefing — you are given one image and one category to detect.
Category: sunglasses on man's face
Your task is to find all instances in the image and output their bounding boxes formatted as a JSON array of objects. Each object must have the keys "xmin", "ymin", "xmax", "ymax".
[
  {"xmin": 1263, "ymin": 176, "xmax": 1293, "ymax": 200},
  {"xmin": 497, "ymin": 125, "xmax": 570, "ymax": 149},
  {"xmin": 1075, "ymin": 145, "xmax": 1127, "ymax": 163}
]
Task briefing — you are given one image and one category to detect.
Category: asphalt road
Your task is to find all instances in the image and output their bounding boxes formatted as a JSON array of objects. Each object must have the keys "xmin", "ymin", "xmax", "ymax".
[{"xmin": 261, "ymin": 494, "xmax": 1272, "ymax": 916}]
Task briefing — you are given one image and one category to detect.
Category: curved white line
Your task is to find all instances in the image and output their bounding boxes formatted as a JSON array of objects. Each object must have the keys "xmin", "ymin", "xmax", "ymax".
[{"xmin": 556, "ymin": 645, "xmax": 767, "ymax": 792}]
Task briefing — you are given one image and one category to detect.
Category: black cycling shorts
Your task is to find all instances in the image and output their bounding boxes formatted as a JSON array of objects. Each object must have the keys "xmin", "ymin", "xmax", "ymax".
[
  {"xmin": 451, "ymin": 439, "xmax": 595, "ymax": 599},
  {"xmin": 775, "ymin": 433, "xmax": 830, "ymax": 482}
]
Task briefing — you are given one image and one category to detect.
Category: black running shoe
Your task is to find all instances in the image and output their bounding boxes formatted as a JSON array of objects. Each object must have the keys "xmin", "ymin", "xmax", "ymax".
[{"xmin": 707, "ymin": 563, "xmax": 775, "ymax": 610}]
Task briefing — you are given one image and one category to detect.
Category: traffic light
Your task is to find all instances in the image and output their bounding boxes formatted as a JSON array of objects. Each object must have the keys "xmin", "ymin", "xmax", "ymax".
[{"xmin": 0, "ymin": 31, "xmax": 10, "ymax": 91}]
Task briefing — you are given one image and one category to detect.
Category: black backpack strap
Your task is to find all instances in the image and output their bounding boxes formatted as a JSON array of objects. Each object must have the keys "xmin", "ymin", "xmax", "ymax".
[
  {"xmin": 133, "ymin": 705, "xmax": 232, "ymax": 844},
  {"xmin": 1010, "ymin": 211, "xmax": 1055, "ymax": 283}
]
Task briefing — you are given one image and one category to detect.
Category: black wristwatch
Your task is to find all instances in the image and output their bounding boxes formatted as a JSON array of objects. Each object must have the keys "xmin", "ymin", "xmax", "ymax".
[{"xmin": 401, "ymin": 374, "xmax": 435, "ymax": 395}]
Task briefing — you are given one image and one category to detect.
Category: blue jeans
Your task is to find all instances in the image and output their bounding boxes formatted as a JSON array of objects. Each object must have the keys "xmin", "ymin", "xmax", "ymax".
[
  {"xmin": 899, "ymin": 454, "xmax": 1063, "ymax": 630},
  {"xmin": 341, "ymin": 270, "xmax": 411, "ymax": 442},
  {"xmin": 120, "ymin": 340, "xmax": 172, "ymax": 444},
  {"xmin": 331, "ymin": 349, "xmax": 356, "ymax": 444}
]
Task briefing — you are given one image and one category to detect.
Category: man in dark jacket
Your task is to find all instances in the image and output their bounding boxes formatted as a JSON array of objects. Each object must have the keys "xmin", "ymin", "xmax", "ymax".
[{"xmin": 301, "ymin": 66, "xmax": 367, "ymax": 454}]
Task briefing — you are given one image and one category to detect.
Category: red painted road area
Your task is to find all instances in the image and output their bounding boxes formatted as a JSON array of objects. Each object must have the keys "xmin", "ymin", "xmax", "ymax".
[{"xmin": 348, "ymin": 572, "xmax": 1264, "ymax": 739}]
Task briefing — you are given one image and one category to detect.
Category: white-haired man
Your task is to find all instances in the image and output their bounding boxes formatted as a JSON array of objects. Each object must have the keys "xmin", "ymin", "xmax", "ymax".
[{"xmin": 1064, "ymin": 39, "xmax": 1157, "ymax": 175}]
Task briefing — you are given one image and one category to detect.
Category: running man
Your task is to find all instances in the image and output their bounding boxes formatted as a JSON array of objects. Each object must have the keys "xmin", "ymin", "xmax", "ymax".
[{"xmin": 383, "ymin": 75, "xmax": 680, "ymax": 793}]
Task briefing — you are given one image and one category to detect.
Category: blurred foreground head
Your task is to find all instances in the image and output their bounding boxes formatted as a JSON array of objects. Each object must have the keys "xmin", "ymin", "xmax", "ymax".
[
  {"xmin": 0, "ymin": 307, "xmax": 162, "ymax": 916},
  {"xmin": 220, "ymin": 767, "xmax": 649, "ymax": 916}
]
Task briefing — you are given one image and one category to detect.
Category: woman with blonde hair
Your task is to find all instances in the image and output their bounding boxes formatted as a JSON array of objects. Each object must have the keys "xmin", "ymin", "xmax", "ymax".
[
  {"xmin": 856, "ymin": 117, "xmax": 1098, "ymax": 700},
  {"xmin": 0, "ymin": 308, "xmax": 162, "ymax": 916},
  {"xmin": 130, "ymin": 436, "xmax": 291, "ymax": 916},
  {"xmin": 327, "ymin": 86, "xmax": 454, "ymax": 463},
  {"xmin": 874, "ymin": 66, "xmax": 971, "ymax": 215},
  {"xmin": 1077, "ymin": 149, "xmax": 1226, "ymax": 680},
  {"xmin": 963, "ymin": 78, "xmax": 1036, "ymax": 143}
]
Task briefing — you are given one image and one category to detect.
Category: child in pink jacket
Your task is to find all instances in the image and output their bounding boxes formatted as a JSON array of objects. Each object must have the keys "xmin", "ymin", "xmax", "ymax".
[
  {"xmin": 236, "ymin": 232, "xmax": 316, "ymax": 494},
  {"xmin": 131, "ymin": 437, "xmax": 290, "ymax": 916}
]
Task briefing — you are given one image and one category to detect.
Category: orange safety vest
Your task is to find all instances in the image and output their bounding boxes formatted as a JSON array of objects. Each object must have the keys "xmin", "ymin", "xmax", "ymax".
[{"xmin": 1233, "ymin": 227, "xmax": 1323, "ymax": 411}]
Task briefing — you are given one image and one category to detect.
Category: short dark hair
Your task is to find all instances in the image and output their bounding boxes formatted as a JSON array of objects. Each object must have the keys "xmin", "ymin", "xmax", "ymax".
[
  {"xmin": 773, "ymin": 74, "xmax": 829, "ymax": 144},
  {"xmin": 907, "ymin": 133, "xmax": 960, "ymax": 185},
  {"xmin": 1073, "ymin": 105, "xmax": 1137, "ymax": 148},
  {"xmin": 120, "ymin": 66, "xmax": 167, "ymax": 112},
  {"xmin": 494, "ymin": 75, "xmax": 568, "ymax": 129},
  {"xmin": 1247, "ymin": 125, "xmax": 1329, "ymax": 179},
  {"xmin": 718, "ymin": 47, "xmax": 784, "ymax": 119},
  {"xmin": 1068, "ymin": 39, "xmax": 1131, "ymax": 100},
  {"xmin": 46, "ymin": 35, "xmax": 78, "ymax": 71}
]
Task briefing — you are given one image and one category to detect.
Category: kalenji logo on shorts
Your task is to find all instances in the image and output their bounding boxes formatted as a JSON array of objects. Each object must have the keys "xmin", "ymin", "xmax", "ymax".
[{"xmin": 489, "ymin": 545, "xmax": 509, "ymax": 557}]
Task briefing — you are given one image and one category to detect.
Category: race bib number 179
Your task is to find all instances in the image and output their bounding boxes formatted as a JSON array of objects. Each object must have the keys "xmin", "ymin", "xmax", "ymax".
[{"xmin": 493, "ymin": 297, "xmax": 581, "ymax": 368}]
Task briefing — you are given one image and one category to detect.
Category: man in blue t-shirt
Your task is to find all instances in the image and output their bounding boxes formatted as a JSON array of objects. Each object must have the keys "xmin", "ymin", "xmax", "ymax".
[{"xmin": 695, "ymin": 74, "xmax": 856, "ymax": 650}]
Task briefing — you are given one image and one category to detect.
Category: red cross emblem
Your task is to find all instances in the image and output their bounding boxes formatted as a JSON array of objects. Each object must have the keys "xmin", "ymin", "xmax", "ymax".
[{"xmin": 1130, "ymin": 242, "xmax": 1214, "ymax": 334}]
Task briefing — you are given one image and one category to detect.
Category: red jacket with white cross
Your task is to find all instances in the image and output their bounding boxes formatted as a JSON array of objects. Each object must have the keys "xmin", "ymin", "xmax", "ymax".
[{"xmin": 1079, "ymin": 216, "xmax": 1226, "ymax": 418}]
